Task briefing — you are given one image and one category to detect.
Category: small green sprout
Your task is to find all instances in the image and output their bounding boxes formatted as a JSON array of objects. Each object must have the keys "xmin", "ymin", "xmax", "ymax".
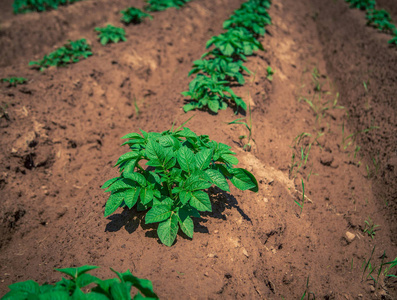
[
  {"xmin": 266, "ymin": 66, "xmax": 274, "ymax": 81},
  {"xmin": 363, "ymin": 217, "xmax": 379, "ymax": 239},
  {"xmin": 227, "ymin": 104, "xmax": 255, "ymax": 151}
]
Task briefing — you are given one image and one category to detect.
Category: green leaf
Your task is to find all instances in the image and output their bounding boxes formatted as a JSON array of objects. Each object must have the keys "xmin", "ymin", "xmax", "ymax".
[
  {"xmin": 118, "ymin": 270, "xmax": 158, "ymax": 299},
  {"xmin": 8, "ymin": 280, "xmax": 40, "ymax": 294},
  {"xmin": 195, "ymin": 148, "xmax": 213, "ymax": 170},
  {"xmin": 104, "ymin": 192, "xmax": 125, "ymax": 217},
  {"xmin": 109, "ymin": 281, "xmax": 130, "ymax": 300},
  {"xmin": 124, "ymin": 188, "xmax": 140, "ymax": 209},
  {"xmin": 124, "ymin": 172, "xmax": 147, "ymax": 187},
  {"xmin": 229, "ymin": 168, "xmax": 258, "ymax": 192},
  {"xmin": 38, "ymin": 291, "xmax": 70, "ymax": 299},
  {"xmin": 101, "ymin": 177, "xmax": 119, "ymax": 189},
  {"xmin": 190, "ymin": 191, "xmax": 212, "ymax": 212},
  {"xmin": 157, "ymin": 213, "xmax": 179, "ymax": 246},
  {"xmin": 146, "ymin": 206, "xmax": 172, "ymax": 224},
  {"xmin": 140, "ymin": 188, "xmax": 154, "ymax": 205},
  {"xmin": 177, "ymin": 147, "xmax": 197, "ymax": 174},
  {"xmin": 178, "ymin": 209, "xmax": 194, "ymax": 238},
  {"xmin": 221, "ymin": 154, "xmax": 239, "ymax": 165},
  {"xmin": 76, "ymin": 273, "xmax": 101, "ymax": 288},
  {"xmin": 55, "ymin": 266, "xmax": 99, "ymax": 279},
  {"xmin": 205, "ymin": 169, "xmax": 230, "ymax": 191}
]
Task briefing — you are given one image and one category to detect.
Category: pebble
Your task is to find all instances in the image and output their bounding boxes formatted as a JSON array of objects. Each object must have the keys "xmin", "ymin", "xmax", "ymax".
[
  {"xmin": 345, "ymin": 231, "xmax": 356, "ymax": 242},
  {"xmin": 242, "ymin": 248, "xmax": 249, "ymax": 257}
]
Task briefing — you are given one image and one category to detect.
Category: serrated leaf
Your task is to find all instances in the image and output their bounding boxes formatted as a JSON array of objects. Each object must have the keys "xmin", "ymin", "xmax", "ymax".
[
  {"xmin": 221, "ymin": 154, "xmax": 239, "ymax": 165},
  {"xmin": 190, "ymin": 191, "xmax": 212, "ymax": 212},
  {"xmin": 140, "ymin": 188, "xmax": 154, "ymax": 205},
  {"xmin": 8, "ymin": 280, "xmax": 40, "ymax": 294},
  {"xmin": 157, "ymin": 214, "xmax": 179, "ymax": 246},
  {"xmin": 124, "ymin": 172, "xmax": 147, "ymax": 187},
  {"xmin": 195, "ymin": 149, "xmax": 213, "ymax": 170}
]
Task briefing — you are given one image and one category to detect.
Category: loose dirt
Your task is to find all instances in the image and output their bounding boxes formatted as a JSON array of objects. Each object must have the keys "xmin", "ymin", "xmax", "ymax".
[{"xmin": 0, "ymin": 0, "xmax": 396, "ymax": 299}]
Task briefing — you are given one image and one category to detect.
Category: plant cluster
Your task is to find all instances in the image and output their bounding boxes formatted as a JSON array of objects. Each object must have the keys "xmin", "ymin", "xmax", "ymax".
[
  {"xmin": 95, "ymin": 25, "xmax": 127, "ymax": 45},
  {"xmin": 121, "ymin": 7, "xmax": 153, "ymax": 24},
  {"xmin": 13, "ymin": 0, "xmax": 82, "ymax": 14},
  {"xmin": 102, "ymin": 125, "xmax": 258, "ymax": 246},
  {"xmin": 144, "ymin": 0, "xmax": 190, "ymax": 12},
  {"xmin": 345, "ymin": 0, "xmax": 375, "ymax": 10},
  {"xmin": 345, "ymin": 0, "xmax": 397, "ymax": 46},
  {"xmin": 366, "ymin": 9, "xmax": 395, "ymax": 32},
  {"xmin": 1, "ymin": 77, "xmax": 27, "ymax": 87},
  {"xmin": 1, "ymin": 265, "xmax": 158, "ymax": 299},
  {"xmin": 183, "ymin": 0, "xmax": 272, "ymax": 114},
  {"xmin": 29, "ymin": 39, "xmax": 92, "ymax": 71}
]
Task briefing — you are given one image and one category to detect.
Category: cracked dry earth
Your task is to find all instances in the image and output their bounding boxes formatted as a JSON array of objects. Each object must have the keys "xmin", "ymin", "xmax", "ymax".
[{"xmin": 0, "ymin": 0, "xmax": 396, "ymax": 299}]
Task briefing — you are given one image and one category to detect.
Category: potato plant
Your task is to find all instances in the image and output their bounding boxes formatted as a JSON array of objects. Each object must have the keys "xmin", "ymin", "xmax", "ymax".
[
  {"xmin": 345, "ymin": 0, "xmax": 376, "ymax": 10},
  {"xmin": 366, "ymin": 9, "xmax": 396, "ymax": 32},
  {"xmin": 95, "ymin": 25, "xmax": 127, "ymax": 45},
  {"xmin": 29, "ymin": 39, "xmax": 92, "ymax": 71},
  {"xmin": 144, "ymin": 0, "xmax": 190, "ymax": 12},
  {"xmin": 121, "ymin": 7, "xmax": 153, "ymax": 25},
  {"xmin": 102, "ymin": 127, "xmax": 258, "ymax": 246},
  {"xmin": 13, "ymin": 0, "xmax": 82, "ymax": 14},
  {"xmin": 223, "ymin": 10, "xmax": 271, "ymax": 36},
  {"xmin": 1, "ymin": 77, "xmax": 27, "ymax": 87},
  {"xmin": 1, "ymin": 265, "xmax": 158, "ymax": 299},
  {"xmin": 188, "ymin": 56, "xmax": 250, "ymax": 85},
  {"xmin": 182, "ymin": 74, "xmax": 246, "ymax": 113}
]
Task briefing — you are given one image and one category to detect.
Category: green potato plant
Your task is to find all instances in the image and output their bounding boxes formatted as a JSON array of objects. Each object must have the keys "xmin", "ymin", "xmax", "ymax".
[
  {"xmin": 144, "ymin": 0, "xmax": 190, "ymax": 12},
  {"xmin": 13, "ymin": 0, "xmax": 82, "ymax": 14},
  {"xmin": 188, "ymin": 55, "xmax": 251, "ymax": 85},
  {"xmin": 1, "ymin": 77, "xmax": 27, "ymax": 87},
  {"xmin": 102, "ymin": 126, "xmax": 258, "ymax": 246},
  {"xmin": 205, "ymin": 27, "xmax": 264, "ymax": 61},
  {"xmin": 95, "ymin": 25, "xmax": 127, "ymax": 45},
  {"xmin": 366, "ymin": 9, "xmax": 396, "ymax": 32},
  {"xmin": 1, "ymin": 265, "xmax": 158, "ymax": 300},
  {"xmin": 121, "ymin": 7, "xmax": 153, "ymax": 24},
  {"xmin": 223, "ymin": 10, "xmax": 271, "ymax": 36},
  {"xmin": 182, "ymin": 74, "xmax": 246, "ymax": 113},
  {"xmin": 29, "ymin": 39, "xmax": 92, "ymax": 71},
  {"xmin": 345, "ymin": 0, "xmax": 375, "ymax": 10},
  {"xmin": 389, "ymin": 30, "xmax": 397, "ymax": 45}
]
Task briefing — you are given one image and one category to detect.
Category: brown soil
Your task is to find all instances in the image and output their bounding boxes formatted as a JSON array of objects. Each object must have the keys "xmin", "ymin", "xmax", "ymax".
[{"xmin": 0, "ymin": 0, "xmax": 396, "ymax": 299}]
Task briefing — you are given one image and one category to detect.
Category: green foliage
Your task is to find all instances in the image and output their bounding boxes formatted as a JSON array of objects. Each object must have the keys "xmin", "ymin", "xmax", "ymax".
[
  {"xmin": 95, "ymin": 25, "xmax": 127, "ymax": 45},
  {"xmin": 29, "ymin": 39, "xmax": 92, "ymax": 71},
  {"xmin": 1, "ymin": 77, "xmax": 27, "ymax": 87},
  {"xmin": 266, "ymin": 66, "xmax": 274, "ymax": 81},
  {"xmin": 121, "ymin": 7, "xmax": 153, "ymax": 24},
  {"xmin": 345, "ymin": 0, "xmax": 375, "ymax": 10},
  {"xmin": 205, "ymin": 28, "xmax": 264, "ymax": 61},
  {"xmin": 182, "ymin": 74, "xmax": 246, "ymax": 113},
  {"xmin": 389, "ymin": 30, "xmax": 397, "ymax": 45},
  {"xmin": 102, "ymin": 126, "xmax": 258, "ymax": 246},
  {"xmin": 144, "ymin": 0, "xmax": 190, "ymax": 12},
  {"xmin": 13, "ymin": 0, "xmax": 82, "ymax": 14},
  {"xmin": 366, "ymin": 9, "xmax": 396, "ymax": 32},
  {"xmin": 363, "ymin": 217, "xmax": 380, "ymax": 239},
  {"xmin": 223, "ymin": 9, "xmax": 271, "ymax": 36},
  {"xmin": 188, "ymin": 56, "xmax": 250, "ymax": 85},
  {"xmin": 1, "ymin": 265, "xmax": 158, "ymax": 299}
]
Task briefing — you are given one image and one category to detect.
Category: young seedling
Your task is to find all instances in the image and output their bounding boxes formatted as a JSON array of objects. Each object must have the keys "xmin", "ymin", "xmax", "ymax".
[
  {"xmin": 1, "ymin": 265, "xmax": 158, "ymax": 299},
  {"xmin": 102, "ymin": 125, "xmax": 258, "ymax": 246},
  {"xmin": 1, "ymin": 77, "xmax": 27, "ymax": 87},
  {"xmin": 294, "ymin": 179, "xmax": 306, "ymax": 216},
  {"xmin": 363, "ymin": 217, "xmax": 380, "ymax": 239},
  {"xmin": 29, "ymin": 39, "xmax": 92, "ymax": 71},
  {"xmin": 300, "ymin": 277, "xmax": 316, "ymax": 300},
  {"xmin": 266, "ymin": 66, "xmax": 274, "ymax": 81},
  {"xmin": 362, "ymin": 247, "xmax": 397, "ymax": 288},
  {"xmin": 227, "ymin": 104, "xmax": 255, "ymax": 151},
  {"xmin": 95, "ymin": 25, "xmax": 127, "ymax": 45},
  {"xmin": 0, "ymin": 103, "xmax": 10, "ymax": 121},
  {"xmin": 121, "ymin": 7, "xmax": 152, "ymax": 24}
]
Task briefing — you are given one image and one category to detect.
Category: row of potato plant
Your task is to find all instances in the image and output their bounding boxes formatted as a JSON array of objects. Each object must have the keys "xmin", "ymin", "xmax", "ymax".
[
  {"xmin": 28, "ymin": 0, "xmax": 195, "ymax": 70},
  {"xmin": 182, "ymin": 0, "xmax": 272, "ymax": 114},
  {"xmin": 345, "ymin": 0, "xmax": 397, "ymax": 46},
  {"xmin": 1, "ymin": 265, "xmax": 159, "ymax": 299}
]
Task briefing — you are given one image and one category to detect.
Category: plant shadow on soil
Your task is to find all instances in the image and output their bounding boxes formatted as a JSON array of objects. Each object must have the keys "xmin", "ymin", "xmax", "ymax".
[{"xmin": 104, "ymin": 186, "xmax": 251, "ymax": 244}]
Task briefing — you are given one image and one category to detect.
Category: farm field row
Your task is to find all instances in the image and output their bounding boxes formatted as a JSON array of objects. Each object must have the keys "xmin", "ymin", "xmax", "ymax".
[{"xmin": 0, "ymin": 0, "xmax": 396, "ymax": 298}]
